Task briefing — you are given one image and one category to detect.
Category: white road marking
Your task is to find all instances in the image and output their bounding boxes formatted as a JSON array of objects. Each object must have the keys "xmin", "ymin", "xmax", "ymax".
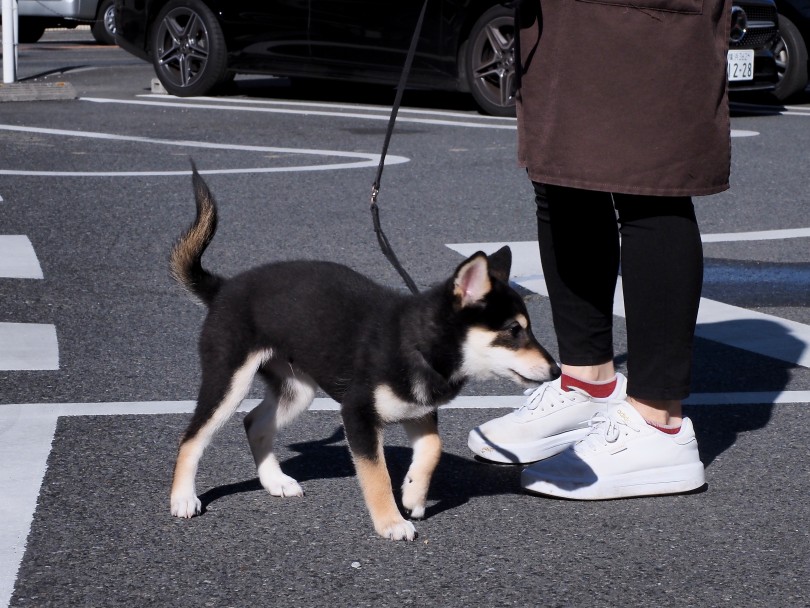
[
  {"xmin": 0, "ymin": 124, "xmax": 408, "ymax": 176},
  {"xmin": 141, "ymin": 94, "xmax": 519, "ymax": 122},
  {"xmin": 81, "ymin": 97, "xmax": 519, "ymax": 130},
  {"xmin": 82, "ymin": 97, "xmax": 765, "ymax": 137},
  {"xmin": 0, "ymin": 386, "xmax": 808, "ymax": 608},
  {"xmin": 0, "ymin": 238, "xmax": 57, "ymax": 371},
  {"xmin": 701, "ymin": 227, "xmax": 810, "ymax": 242},
  {"xmin": 0, "ymin": 323, "xmax": 58, "ymax": 371},
  {"xmin": 0, "ymin": 236, "xmax": 44, "ymax": 279},
  {"xmin": 447, "ymin": 229, "xmax": 810, "ymax": 369}
]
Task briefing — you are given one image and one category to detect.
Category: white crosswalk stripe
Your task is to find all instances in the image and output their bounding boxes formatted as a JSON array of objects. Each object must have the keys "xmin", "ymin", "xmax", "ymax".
[
  {"xmin": 447, "ymin": 230, "xmax": 810, "ymax": 370},
  {"xmin": 0, "ymin": 234, "xmax": 58, "ymax": 371}
]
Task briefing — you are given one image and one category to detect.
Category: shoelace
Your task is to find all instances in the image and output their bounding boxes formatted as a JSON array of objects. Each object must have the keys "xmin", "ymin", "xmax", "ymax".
[
  {"xmin": 580, "ymin": 407, "xmax": 641, "ymax": 449},
  {"xmin": 520, "ymin": 382, "xmax": 589, "ymax": 413}
]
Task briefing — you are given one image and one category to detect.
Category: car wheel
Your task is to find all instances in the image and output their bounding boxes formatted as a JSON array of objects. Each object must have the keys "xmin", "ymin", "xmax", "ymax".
[
  {"xmin": 150, "ymin": 0, "xmax": 229, "ymax": 97},
  {"xmin": 463, "ymin": 5, "xmax": 517, "ymax": 117},
  {"xmin": 17, "ymin": 19, "xmax": 46, "ymax": 43},
  {"xmin": 772, "ymin": 14, "xmax": 809, "ymax": 102},
  {"xmin": 91, "ymin": 0, "xmax": 117, "ymax": 45}
]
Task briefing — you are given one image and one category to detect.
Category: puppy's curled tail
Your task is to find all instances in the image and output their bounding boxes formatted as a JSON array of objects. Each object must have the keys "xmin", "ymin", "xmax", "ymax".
[{"xmin": 169, "ymin": 163, "xmax": 224, "ymax": 306}]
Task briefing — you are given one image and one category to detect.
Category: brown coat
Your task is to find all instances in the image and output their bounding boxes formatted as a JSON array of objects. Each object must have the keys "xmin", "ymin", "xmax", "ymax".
[{"xmin": 516, "ymin": 0, "xmax": 733, "ymax": 196}]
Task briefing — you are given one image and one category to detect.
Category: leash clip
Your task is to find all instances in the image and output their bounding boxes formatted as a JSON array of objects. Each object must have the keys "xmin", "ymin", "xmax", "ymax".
[{"xmin": 370, "ymin": 184, "xmax": 379, "ymax": 206}]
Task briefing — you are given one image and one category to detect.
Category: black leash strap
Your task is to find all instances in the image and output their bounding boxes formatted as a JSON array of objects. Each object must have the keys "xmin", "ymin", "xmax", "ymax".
[{"xmin": 370, "ymin": 0, "xmax": 429, "ymax": 296}]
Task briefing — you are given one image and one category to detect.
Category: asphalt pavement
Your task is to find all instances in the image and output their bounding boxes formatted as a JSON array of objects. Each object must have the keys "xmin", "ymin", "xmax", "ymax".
[{"xmin": 0, "ymin": 28, "xmax": 808, "ymax": 608}]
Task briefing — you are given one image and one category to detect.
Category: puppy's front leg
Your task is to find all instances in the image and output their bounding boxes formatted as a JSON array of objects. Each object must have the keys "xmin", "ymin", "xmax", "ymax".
[
  {"xmin": 401, "ymin": 411, "xmax": 441, "ymax": 520},
  {"xmin": 342, "ymin": 403, "xmax": 416, "ymax": 541}
]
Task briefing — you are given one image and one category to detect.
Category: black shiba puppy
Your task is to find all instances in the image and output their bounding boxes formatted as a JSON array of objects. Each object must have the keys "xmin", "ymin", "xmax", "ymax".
[{"xmin": 169, "ymin": 167, "xmax": 560, "ymax": 540}]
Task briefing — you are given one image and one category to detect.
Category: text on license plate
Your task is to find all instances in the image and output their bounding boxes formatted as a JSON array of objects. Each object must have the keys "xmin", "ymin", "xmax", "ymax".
[{"xmin": 727, "ymin": 49, "xmax": 754, "ymax": 81}]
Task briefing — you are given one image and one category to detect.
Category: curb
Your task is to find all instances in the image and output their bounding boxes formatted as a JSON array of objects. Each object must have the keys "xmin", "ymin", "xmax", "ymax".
[{"xmin": 0, "ymin": 81, "xmax": 77, "ymax": 102}]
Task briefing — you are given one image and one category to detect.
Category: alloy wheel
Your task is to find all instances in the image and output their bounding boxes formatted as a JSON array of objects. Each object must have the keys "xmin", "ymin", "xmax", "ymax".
[
  {"xmin": 155, "ymin": 8, "xmax": 212, "ymax": 90},
  {"xmin": 469, "ymin": 15, "xmax": 516, "ymax": 113}
]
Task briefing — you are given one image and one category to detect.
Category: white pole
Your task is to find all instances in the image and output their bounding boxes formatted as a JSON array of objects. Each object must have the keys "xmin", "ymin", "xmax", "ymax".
[{"xmin": 2, "ymin": 0, "xmax": 18, "ymax": 84}]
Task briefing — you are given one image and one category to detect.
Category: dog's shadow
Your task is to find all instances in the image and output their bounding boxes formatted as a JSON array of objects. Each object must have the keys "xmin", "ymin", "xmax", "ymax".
[{"xmin": 198, "ymin": 426, "xmax": 520, "ymax": 518}]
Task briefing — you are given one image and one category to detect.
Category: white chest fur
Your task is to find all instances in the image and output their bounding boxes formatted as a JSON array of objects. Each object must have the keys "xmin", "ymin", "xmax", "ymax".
[{"xmin": 374, "ymin": 385, "xmax": 435, "ymax": 423}]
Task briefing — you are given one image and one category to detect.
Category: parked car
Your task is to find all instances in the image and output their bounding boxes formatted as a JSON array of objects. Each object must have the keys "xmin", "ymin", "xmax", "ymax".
[
  {"xmin": 5, "ymin": 0, "xmax": 117, "ymax": 45},
  {"xmin": 772, "ymin": 0, "xmax": 810, "ymax": 100},
  {"xmin": 114, "ymin": 0, "xmax": 779, "ymax": 116},
  {"xmin": 728, "ymin": 0, "xmax": 781, "ymax": 93},
  {"xmin": 115, "ymin": 0, "xmax": 519, "ymax": 116}
]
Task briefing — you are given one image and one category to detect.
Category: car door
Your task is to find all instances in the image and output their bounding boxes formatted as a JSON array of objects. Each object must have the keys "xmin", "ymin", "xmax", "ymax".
[
  {"xmin": 307, "ymin": 0, "xmax": 448, "ymax": 82},
  {"xmin": 219, "ymin": 0, "xmax": 311, "ymax": 64}
]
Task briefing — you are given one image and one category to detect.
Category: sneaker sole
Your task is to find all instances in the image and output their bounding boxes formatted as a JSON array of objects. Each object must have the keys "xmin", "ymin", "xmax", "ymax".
[
  {"xmin": 467, "ymin": 427, "xmax": 591, "ymax": 464},
  {"xmin": 521, "ymin": 462, "xmax": 706, "ymax": 499}
]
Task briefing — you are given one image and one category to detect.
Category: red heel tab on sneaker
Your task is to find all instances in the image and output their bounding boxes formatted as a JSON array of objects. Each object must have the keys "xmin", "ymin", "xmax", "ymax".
[
  {"xmin": 646, "ymin": 420, "xmax": 682, "ymax": 435},
  {"xmin": 561, "ymin": 374, "xmax": 617, "ymax": 398}
]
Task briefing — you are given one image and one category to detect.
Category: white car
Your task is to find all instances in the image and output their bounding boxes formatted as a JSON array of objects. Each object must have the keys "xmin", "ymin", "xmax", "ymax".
[{"xmin": 6, "ymin": 0, "xmax": 116, "ymax": 44}]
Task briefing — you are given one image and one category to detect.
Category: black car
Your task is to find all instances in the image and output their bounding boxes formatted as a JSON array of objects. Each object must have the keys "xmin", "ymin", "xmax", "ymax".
[
  {"xmin": 114, "ymin": 0, "xmax": 518, "ymax": 116},
  {"xmin": 773, "ymin": 0, "xmax": 810, "ymax": 100},
  {"xmin": 114, "ymin": 0, "xmax": 779, "ymax": 116},
  {"xmin": 729, "ymin": 0, "xmax": 781, "ymax": 92}
]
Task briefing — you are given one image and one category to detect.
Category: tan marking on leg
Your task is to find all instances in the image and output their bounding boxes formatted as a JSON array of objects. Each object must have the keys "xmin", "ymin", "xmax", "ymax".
[
  {"xmin": 353, "ymin": 441, "xmax": 416, "ymax": 541},
  {"xmin": 401, "ymin": 416, "xmax": 442, "ymax": 519},
  {"xmin": 170, "ymin": 438, "xmax": 204, "ymax": 517}
]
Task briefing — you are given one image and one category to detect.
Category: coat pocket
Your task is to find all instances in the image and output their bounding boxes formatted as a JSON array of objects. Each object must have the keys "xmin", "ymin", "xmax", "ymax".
[{"xmin": 575, "ymin": 0, "xmax": 703, "ymax": 15}]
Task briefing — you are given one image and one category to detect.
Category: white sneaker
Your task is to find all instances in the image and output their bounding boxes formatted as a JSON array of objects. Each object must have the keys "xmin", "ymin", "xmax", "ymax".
[
  {"xmin": 521, "ymin": 400, "xmax": 706, "ymax": 499},
  {"xmin": 467, "ymin": 373, "xmax": 627, "ymax": 464}
]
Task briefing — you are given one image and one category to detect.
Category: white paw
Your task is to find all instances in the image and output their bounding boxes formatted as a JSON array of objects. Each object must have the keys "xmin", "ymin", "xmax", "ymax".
[
  {"xmin": 261, "ymin": 472, "xmax": 304, "ymax": 497},
  {"xmin": 401, "ymin": 479, "xmax": 427, "ymax": 519},
  {"xmin": 406, "ymin": 505, "xmax": 426, "ymax": 520},
  {"xmin": 378, "ymin": 519, "xmax": 417, "ymax": 541},
  {"xmin": 171, "ymin": 495, "xmax": 201, "ymax": 518}
]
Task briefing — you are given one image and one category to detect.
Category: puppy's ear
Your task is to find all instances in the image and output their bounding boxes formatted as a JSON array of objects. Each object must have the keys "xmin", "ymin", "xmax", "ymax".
[
  {"xmin": 487, "ymin": 246, "xmax": 512, "ymax": 283},
  {"xmin": 453, "ymin": 252, "xmax": 492, "ymax": 307}
]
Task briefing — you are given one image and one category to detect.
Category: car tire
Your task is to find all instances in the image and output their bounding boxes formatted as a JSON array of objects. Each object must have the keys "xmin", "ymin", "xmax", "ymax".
[
  {"xmin": 462, "ymin": 5, "xmax": 517, "ymax": 117},
  {"xmin": 17, "ymin": 19, "xmax": 46, "ymax": 43},
  {"xmin": 772, "ymin": 14, "xmax": 809, "ymax": 102},
  {"xmin": 91, "ymin": 0, "xmax": 117, "ymax": 45},
  {"xmin": 150, "ymin": 0, "xmax": 229, "ymax": 97}
]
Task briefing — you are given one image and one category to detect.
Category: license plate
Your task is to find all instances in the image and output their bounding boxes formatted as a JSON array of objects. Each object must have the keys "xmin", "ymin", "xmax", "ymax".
[{"xmin": 727, "ymin": 49, "xmax": 754, "ymax": 81}]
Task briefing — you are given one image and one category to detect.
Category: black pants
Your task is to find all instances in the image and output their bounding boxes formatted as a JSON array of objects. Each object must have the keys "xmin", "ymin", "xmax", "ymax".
[{"xmin": 534, "ymin": 183, "xmax": 703, "ymax": 401}]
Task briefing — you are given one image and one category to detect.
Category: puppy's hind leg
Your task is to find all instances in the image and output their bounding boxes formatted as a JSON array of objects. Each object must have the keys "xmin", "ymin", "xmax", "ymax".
[
  {"xmin": 401, "ymin": 412, "xmax": 441, "ymax": 520},
  {"xmin": 244, "ymin": 370, "xmax": 316, "ymax": 497},
  {"xmin": 171, "ymin": 349, "xmax": 270, "ymax": 518}
]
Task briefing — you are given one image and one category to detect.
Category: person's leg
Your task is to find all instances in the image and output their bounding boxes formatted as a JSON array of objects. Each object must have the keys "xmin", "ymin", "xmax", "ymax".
[
  {"xmin": 521, "ymin": 193, "xmax": 706, "ymax": 499},
  {"xmin": 467, "ymin": 183, "xmax": 627, "ymax": 464},
  {"xmin": 614, "ymin": 194, "xmax": 704, "ymax": 426},
  {"xmin": 535, "ymin": 183, "xmax": 619, "ymax": 379}
]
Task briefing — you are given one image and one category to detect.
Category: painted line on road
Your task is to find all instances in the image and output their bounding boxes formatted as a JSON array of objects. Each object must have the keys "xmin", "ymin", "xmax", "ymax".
[
  {"xmin": 0, "ymin": 236, "xmax": 43, "ymax": 279},
  {"xmin": 0, "ymin": 388, "xmax": 806, "ymax": 608},
  {"xmin": 0, "ymin": 101, "xmax": 762, "ymax": 179},
  {"xmin": 701, "ymin": 227, "xmax": 810, "ymax": 242},
  {"xmin": 0, "ymin": 238, "xmax": 57, "ymax": 371},
  {"xmin": 0, "ymin": 124, "xmax": 408, "ymax": 177},
  {"xmin": 447, "ymin": 232, "xmax": 810, "ymax": 369},
  {"xmin": 84, "ymin": 97, "xmax": 764, "ymax": 138},
  {"xmin": 82, "ymin": 97, "xmax": 520, "ymax": 130},
  {"xmin": 0, "ymin": 323, "xmax": 58, "ymax": 371},
  {"xmin": 151, "ymin": 94, "xmax": 518, "ymax": 122}
]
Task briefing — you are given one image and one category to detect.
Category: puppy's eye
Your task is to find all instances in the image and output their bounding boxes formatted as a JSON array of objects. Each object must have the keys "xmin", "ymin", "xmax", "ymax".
[{"xmin": 503, "ymin": 320, "xmax": 522, "ymax": 337}]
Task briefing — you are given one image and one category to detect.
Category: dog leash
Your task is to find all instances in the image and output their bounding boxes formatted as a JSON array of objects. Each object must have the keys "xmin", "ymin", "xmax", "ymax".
[{"xmin": 369, "ymin": 0, "xmax": 430, "ymax": 296}]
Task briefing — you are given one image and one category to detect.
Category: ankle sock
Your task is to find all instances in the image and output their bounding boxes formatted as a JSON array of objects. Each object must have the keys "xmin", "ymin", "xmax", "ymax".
[
  {"xmin": 646, "ymin": 420, "xmax": 682, "ymax": 435},
  {"xmin": 561, "ymin": 373, "xmax": 617, "ymax": 398}
]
